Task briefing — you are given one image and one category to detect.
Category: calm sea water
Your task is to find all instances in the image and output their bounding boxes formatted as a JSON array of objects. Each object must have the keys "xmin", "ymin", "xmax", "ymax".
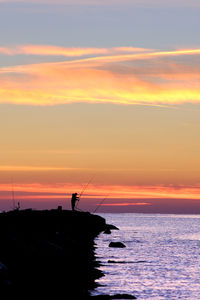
[{"xmin": 92, "ymin": 213, "xmax": 200, "ymax": 299}]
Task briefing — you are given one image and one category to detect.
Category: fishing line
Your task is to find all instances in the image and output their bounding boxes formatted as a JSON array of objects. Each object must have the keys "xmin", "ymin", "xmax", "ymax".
[
  {"xmin": 75, "ymin": 174, "xmax": 95, "ymax": 210},
  {"xmin": 93, "ymin": 194, "xmax": 109, "ymax": 213}
]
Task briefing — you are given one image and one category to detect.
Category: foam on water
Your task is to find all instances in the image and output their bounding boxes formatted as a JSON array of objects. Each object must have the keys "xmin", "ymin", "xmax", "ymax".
[{"xmin": 92, "ymin": 213, "xmax": 200, "ymax": 299}]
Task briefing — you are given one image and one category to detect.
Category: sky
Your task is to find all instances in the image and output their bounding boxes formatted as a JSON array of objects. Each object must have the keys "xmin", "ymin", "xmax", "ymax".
[{"xmin": 0, "ymin": 0, "xmax": 200, "ymax": 213}]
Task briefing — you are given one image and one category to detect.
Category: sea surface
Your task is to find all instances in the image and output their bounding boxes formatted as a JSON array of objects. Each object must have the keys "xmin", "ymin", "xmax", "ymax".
[{"xmin": 92, "ymin": 213, "xmax": 200, "ymax": 299}]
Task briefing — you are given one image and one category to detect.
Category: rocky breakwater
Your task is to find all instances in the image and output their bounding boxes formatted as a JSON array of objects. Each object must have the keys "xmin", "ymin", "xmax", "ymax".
[{"xmin": 0, "ymin": 208, "xmax": 110, "ymax": 298}]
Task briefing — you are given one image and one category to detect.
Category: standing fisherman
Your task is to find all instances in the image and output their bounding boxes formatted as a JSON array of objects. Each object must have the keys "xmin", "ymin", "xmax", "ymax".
[
  {"xmin": 70, "ymin": 175, "xmax": 94, "ymax": 211},
  {"xmin": 71, "ymin": 193, "xmax": 79, "ymax": 211}
]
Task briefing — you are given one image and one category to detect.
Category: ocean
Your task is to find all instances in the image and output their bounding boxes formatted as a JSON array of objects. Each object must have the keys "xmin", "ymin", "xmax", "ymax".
[{"xmin": 92, "ymin": 213, "xmax": 200, "ymax": 299}]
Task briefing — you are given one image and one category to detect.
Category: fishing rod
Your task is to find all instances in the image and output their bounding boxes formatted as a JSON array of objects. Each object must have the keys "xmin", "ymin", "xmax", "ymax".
[
  {"xmin": 93, "ymin": 194, "xmax": 109, "ymax": 213},
  {"xmin": 75, "ymin": 175, "xmax": 95, "ymax": 210},
  {"xmin": 79, "ymin": 175, "xmax": 95, "ymax": 199},
  {"xmin": 10, "ymin": 179, "xmax": 20, "ymax": 211},
  {"xmin": 11, "ymin": 178, "xmax": 15, "ymax": 210}
]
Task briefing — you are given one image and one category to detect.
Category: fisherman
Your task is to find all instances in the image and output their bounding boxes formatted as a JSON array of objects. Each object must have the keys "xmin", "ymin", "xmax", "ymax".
[{"xmin": 71, "ymin": 193, "xmax": 79, "ymax": 211}]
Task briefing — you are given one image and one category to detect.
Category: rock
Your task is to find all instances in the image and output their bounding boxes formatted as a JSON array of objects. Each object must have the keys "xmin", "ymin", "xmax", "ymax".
[
  {"xmin": 0, "ymin": 209, "xmax": 108, "ymax": 298},
  {"xmin": 91, "ymin": 294, "xmax": 136, "ymax": 299},
  {"xmin": 106, "ymin": 224, "xmax": 119, "ymax": 230},
  {"xmin": 111, "ymin": 294, "xmax": 136, "ymax": 299},
  {"xmin": 108, "ymin": 260, "xmax": 126, "ymax": 263},
  {"xmin": 0, "ymin": 262, "xmax": 8, "ymax": 272},
  {"xmin": 0, "ymin": 261, "xmax": 12, "ymax": 290},
  {"xmin": 108, "ymin": 260, "xmax": 146, "ymax": 264},
  {"xmin": 109, "ymin": 242, "xmax": 126, "ymax": 248},
  {"xmin": 91, "ymin": 296, "xmax": 111, "ymax": 299},
  {"xmin": 104, "ymin": 228, "xmax": 111, "ymax": 234}
]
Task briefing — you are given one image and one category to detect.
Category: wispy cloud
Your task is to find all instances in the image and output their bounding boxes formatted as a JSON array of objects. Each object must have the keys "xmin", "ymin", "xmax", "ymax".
[
  {"xmin": 1, "ymin": 183, "xmax": 200, "ymax": 211},
  {"xmin": 60, "ymin": 48, "xmax": 200, "ymax": 67},
  {"xmin": 0, "ymin": 47, "xmax": 14, "ymax": 55},
  {"xmin": 1, "ymin": 183, "xmax": 200, "ymax": 201},
  {"xmin": 0, "ymin": 46, "xmax": 200, "ymax": 106},
  {"xmin": 0, "ymin": 165, "xmax": 89, "ymax": 172},
  {"xmin": 0, "ymin": 45, "xmax": 150, "ymax": 57},
  {"xmin": 101, "ymin": 202, "xmax": 152, "ymax": 206}
]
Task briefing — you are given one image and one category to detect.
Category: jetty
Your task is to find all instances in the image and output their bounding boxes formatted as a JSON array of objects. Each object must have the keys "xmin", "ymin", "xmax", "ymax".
[{"xmin": 0, "ymin": 208, "xmax": 110, "ymax": 298}]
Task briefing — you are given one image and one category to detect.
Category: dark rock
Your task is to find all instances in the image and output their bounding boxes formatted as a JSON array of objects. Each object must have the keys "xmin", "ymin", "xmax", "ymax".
[
  {"xmin": 91, "ymin": 295, "xmax": 111, "ymax": 299},
  {"xmin": 91, "ymin": 294, "xmax": 136, "ymax": 299},
  {"xmin": 0, "ymin": 261, "xmax": 10, "ymax": 289},
  {"xmin": 0, "ymin": 209, "xmax": 108, "ymax": 298},
  {"xmin": 104, "ymin": 228, "xmax": 111, "ymax": 234},
  {"xmin": 111, "ymin": 294, "xmax": 136, "ymax": 299},
  {"xmin": 0, "ymin": 262, "xmax": 8, "ymax": 272},
  {"xmin": 109, "ymin": 242, "xmax": 126, "ymax": 248},
  {"xmin": 106, "ymin": 224, "xmax": 119, "ymax": 230},
  {"xmin": 108, "ymin": 260, "xmax": 126, "ymax": 263},
  {"xmin": 108, "ymin": 260, "xmax": 146, "ymax": 264}
]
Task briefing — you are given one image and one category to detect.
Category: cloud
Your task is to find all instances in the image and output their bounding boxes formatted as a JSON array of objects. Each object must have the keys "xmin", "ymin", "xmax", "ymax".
[
  {"xmin": 62, "ymin": 48, "xmax": 200, "ymax": 67},
  {"xmin": 101, "ymin": 202, "xmax": 152, "ymax": 206},
  {"xmin": 0, "ymin": 47, "xmax": 14, "ymax": 55},
  {"xmin": 0, "ymin": 165, "xmax": 89, "ymax": 171},
  {"xmin": 1, "ymin": 182, "xmax": 200, "ymax": 211},
  {"xmin": 0, "ymin": 45, "xmax": 150, "ymax": 57},
  {"xmin": 1, "ymin": 183, "xmax": 200, "ymax": 200},
  {"xmin": 0, "ymin": 47, "xmax": 200, "ymax": 106}
]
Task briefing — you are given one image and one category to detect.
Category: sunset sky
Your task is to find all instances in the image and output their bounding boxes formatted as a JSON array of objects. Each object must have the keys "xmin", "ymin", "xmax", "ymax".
[{"xmin": 0, "ymin": 0, "xmax": 200, "ymax": 213}]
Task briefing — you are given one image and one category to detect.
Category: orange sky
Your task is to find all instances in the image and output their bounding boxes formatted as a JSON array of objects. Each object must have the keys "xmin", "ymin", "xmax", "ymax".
[
  {"xmin": 1, "ymin": 181, "xmax": 200, "ymax": 212},
  {"xmin": 0, "ymin": 1, "xmax": 200, "ymax": 213}
]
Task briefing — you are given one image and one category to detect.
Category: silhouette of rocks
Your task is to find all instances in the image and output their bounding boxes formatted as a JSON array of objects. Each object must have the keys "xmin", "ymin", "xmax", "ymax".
[
  {"xmin": 108, "ymin": 260, "xmax": 146, "ymax": 264},
  {"xmin": 111, "ymin": 294, "xmax": 136, "ymax": 299},
  {"xmin": 106, "ymin": 224, "xmax": 119, "ymax": 230},
  {"xmin": 0, "ymin": 209, "xmax": 109, "ymax": 298},
  {"xmin": 103, "ymin": 224, "xmax": 119, "ymax": 234},
  {"xmin": 112, "ymin": 294, "xmax": 136, "ymax": 299},
  {"xmin": 92, "ymin": 294, "xmax": 136, "ymax": 299},
  {"xmin": 109, "ymin": 242, "xmax": 126, "ymax": 248},
  {"xmin": 104, "ymin": 228, "xmax": 111, "ymax": 234}
]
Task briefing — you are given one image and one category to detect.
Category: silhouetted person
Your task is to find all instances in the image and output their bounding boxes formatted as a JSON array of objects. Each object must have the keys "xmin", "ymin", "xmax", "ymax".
[
  {"xmin": 16, "ymin": 202, "xmax": 20, "ymax": 210},
  {"xmin": 71, "ymin": 193, "xmax": 79, "ymax": 211}
]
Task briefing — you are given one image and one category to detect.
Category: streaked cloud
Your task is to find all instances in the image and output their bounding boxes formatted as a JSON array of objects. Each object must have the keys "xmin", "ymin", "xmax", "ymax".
[
  {"xmin": 0, "ymin": 47, "xmax": 14, "ymax": 55},
  {"xmin": 1, "ymin": 182, "xmax": 200, "ymax": 211},
  {"xmin": 0, "ymin": 165, "xmax": 89, "ymax": 172},
  {"xmin": 62, "ymin": 48, "xmax": 200, "ymax": 67},
  {"xmin": 0, "ymin": 45, "xmax": 150, "ymax": 57},
  {"xmin": 0, "ymin": 46, "xmax": 200, "ymax": 106},
  {"xmin": 101, "ymin": 202, "xmax": 152, "ymax": 206},
  {"xmin": 1, "ymin": 183, "xmax": 200, "ymax": 202}
]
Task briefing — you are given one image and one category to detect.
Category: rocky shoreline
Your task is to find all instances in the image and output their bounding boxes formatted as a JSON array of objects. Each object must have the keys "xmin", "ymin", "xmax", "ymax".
[
  {"xmin": 0, "ymin": 208, "xmax": 112, "ymax": 298},
  {"xmin": 0, "ymin": 208, "xmax": 136, "ymax": 299}
]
